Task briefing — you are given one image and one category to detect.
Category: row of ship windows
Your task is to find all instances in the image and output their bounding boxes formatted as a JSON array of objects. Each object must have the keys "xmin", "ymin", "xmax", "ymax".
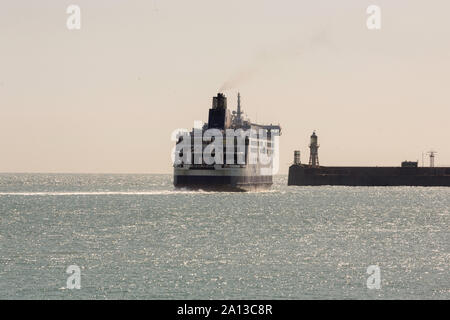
[{"xmin": 187, "ymin": 138, "xmax": 273, "ymax": 147}]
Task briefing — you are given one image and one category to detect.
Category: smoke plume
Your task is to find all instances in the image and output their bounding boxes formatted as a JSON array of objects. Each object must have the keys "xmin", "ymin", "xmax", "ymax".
[{"xmin": 218, "ymin": 28, "xmax": 332, "ymax": 92}]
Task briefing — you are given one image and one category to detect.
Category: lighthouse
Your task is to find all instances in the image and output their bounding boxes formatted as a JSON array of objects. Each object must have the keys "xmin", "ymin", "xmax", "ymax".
[{"xmin": 308, "ymin": 131, "xmax": 319, "ymax": 167}]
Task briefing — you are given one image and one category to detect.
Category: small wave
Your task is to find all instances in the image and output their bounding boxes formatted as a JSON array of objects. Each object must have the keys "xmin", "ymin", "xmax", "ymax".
[
  {"xmin": 0, "ymin": 190, "xmax": 203, "ymax": 196},
  {"xmin": 0, "ymin": 189, "xmax": 279, "ymax": 196}
]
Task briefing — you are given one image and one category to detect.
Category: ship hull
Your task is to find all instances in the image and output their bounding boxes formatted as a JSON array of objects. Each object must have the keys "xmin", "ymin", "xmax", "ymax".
[
  {"xmin": 288, "ymin": 165, "xmax": 450, "ymax": 187},
  {"xmin": 174, "ymin": 167, "xmax": 273, "ymax": 192}
]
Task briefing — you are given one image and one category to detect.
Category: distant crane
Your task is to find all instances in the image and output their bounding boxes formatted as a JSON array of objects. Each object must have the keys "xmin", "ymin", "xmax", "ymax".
[{"xmin": 427, "ymin": 150, "xmax": 437, "ymax": 168}]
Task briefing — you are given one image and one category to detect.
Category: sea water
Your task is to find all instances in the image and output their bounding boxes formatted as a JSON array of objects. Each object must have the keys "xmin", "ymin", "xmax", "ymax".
[{"xmin": 0, "ymin": 174, "xmax": 448, "ymax": 299}]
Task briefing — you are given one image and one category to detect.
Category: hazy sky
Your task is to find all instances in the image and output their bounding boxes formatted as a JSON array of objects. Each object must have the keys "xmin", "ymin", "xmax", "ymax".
[{"xmin": 1, "ymin": 0, "xmax": 449, "ymax": 173}]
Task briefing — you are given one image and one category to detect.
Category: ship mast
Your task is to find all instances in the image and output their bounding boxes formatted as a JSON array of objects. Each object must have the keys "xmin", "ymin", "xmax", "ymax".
[{"xmin": 237, "ymin": 92, "xmax": 242, "ymax": 123}]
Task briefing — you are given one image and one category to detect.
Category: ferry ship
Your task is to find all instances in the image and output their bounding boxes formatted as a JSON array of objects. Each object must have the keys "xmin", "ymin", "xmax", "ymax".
[{"xmin": 173, "ymin": 93, "xmax": 281, "ymax": 191}]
